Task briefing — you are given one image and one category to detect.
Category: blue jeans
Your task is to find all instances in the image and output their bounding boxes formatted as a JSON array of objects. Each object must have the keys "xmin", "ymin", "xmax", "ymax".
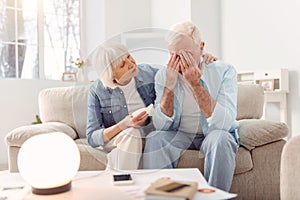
[{"xmin": 143, "ymin": 130, "xmax": 238, "ymax": 191}]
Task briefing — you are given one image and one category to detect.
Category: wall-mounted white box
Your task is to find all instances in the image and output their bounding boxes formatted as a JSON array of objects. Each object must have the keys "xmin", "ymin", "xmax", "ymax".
[{"xmin": 254, "ymin": 69, "xmax": 289, "ymax": 92}]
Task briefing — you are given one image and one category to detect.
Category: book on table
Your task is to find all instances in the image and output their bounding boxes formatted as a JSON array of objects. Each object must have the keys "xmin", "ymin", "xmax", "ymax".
[{"xmin": 144, "ymin": 178, "xmax": 198, "ymax": 200}]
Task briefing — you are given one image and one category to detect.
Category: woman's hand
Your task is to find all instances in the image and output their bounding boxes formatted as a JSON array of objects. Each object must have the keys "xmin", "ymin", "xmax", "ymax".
[
  {"xmin": 202, "ymin": 52, "xmax": 217, "ymax": 64},
  {"xmin": 165, "ymin": 54, "xmax": 181, "ymax": 91},
  {"xmin": 118, "ymin": 111, "xmax": 148, "ymax": 130},
  {"xmin": 131, "ymin": 111, "xmax": 148, "ymax": 127}
]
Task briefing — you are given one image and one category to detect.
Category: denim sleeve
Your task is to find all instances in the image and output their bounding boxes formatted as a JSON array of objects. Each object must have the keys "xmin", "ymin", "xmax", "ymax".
[
  {"xmin": 152, "ymin": 69, "xmax": 175, "ymax": 130},
  {"xmin": 207, "ymin": 66, "xmax": 238, "ymax": 132},
  {"xmin": 86, "ymin": 86, "xmax": 105, "ymax": 147}
]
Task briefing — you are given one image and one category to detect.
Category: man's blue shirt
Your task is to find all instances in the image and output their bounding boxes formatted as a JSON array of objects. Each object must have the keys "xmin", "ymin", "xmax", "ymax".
[{"xmin": 152, "ymin": 60, "xmax": 239, "ymax": 144}]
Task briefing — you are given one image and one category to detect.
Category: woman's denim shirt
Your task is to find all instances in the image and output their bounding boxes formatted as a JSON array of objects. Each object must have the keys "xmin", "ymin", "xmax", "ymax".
[{"xmin": 86, "ymin": 64, "xmax": 158, "ymax": 148}]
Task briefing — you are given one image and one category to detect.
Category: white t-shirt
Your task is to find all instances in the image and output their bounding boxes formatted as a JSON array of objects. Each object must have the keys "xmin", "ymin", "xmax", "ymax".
[
  {"xmin": 118, "ymin": 78, "xmax": 145, "ymax": 115},
  {"xmin": 178, "ymin": 79, "xmax": 203, "ymax": 134}
]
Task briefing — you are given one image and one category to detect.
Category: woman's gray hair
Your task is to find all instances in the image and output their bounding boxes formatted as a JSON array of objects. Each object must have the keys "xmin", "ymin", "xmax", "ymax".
[
  {"xmin": 165, "ymin": 21, "xmax": 202, "ymax": 47},
  {"xmin": 91, "ymin": 43, "xmax": 129, "ymax": 88}
]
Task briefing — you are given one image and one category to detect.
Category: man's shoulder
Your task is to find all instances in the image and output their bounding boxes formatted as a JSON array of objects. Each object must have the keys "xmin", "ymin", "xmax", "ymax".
[
  {"xmin": 204, "ymin": 60, "xmax": 236, "ymax": 76},
  {"xmin": 156, "ymin": 66, "xmax": 167, "ymax": 73},
  {"xmin": 154, "ymin": 67, "xmax": 167, "ymax": 80},
  {"xmin": 202, "ymin": 61, "xmax": 237, "ymax": 85},
  {"xmin": 206, "ymin": 60, "xmax": 235, "ymax": 71}
]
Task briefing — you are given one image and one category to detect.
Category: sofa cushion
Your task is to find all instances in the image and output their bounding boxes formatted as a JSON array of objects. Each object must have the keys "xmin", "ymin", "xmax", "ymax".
[
  {"xmin": 178, "ymin": 150, "xmax": 204, "ymax": 172},
  {"xmin": 5, "ymin": 122, "xmax": 77, "ymax": 147},
  {"xmin": 39, "ymin": 85, "xmax": 90, "ymax": 139},
  {"xmin": 75, "ymin": 139, "xmax": 107, "ymax": 170},
  {"xmin": 237, "ymin": 84, "xmax": 264, "ymax": 120},
  {"xmin": 235, "ymin": 146, "xmax": 253, "ymax": 174},
  {"xmin": 238, "ymin": 119, "xmax": 288, "ymax": 150},
  {"xmin": 178, "ymin": 146, "xmax": 253, "ymax": 175}
]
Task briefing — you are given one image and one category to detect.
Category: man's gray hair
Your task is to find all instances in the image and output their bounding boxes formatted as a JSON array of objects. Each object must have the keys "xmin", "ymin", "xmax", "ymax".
[
  {"xmin": 166, "ymin": 21, "xmax": 202, "ymax": 46},
  {"xmin": 91, "ymin": 43, "xmax": 129, "ymax": 88}
]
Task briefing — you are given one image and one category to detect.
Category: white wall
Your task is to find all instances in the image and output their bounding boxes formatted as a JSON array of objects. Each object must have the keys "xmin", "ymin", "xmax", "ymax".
[
  {"xmin": 0, "ymin": 80, "xmax": 74, "ymax": 169},
  {"xmin": 151, "ymin": 0, "xmax": 191, "ymax": 28},
  {"xmin": 191, "ymin": 0, "xmax": 221, "ymax": 58},
  {"xmin": 82, "ymin": 0, "xmax": 152, "ymax": 57},
  {"xmin": 150, "ymin": 0, "xmax": 221, "ymax": 57},
  {"xmin": 221, "ymin": 0, "xmax": 300, "ymax": 136},
  {"xmin": 81, "ymin": 0, "xmax": 105, "ymax": 57},
  {"xmin": 105, "ymin": 0, "xmax": 151, "ymax": 38}
]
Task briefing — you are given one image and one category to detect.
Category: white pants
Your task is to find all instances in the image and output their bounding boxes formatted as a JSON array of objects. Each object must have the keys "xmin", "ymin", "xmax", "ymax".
[{"xmin": 105, "ymin": 128, "xmax": 142, "ymax": 170}]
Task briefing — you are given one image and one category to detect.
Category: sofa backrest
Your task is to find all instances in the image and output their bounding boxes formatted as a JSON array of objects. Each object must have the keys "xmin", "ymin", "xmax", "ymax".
[
  {"xmin": 237, "ymin": 84, "xmax": 264, "ymax": 120},
  {"xmin": 38, "ymin": 83, "xmax": 264, "ymax": 138},
  {"xmin": 39, "ymin": 85, "xmax": 90, "ymax": 139}
]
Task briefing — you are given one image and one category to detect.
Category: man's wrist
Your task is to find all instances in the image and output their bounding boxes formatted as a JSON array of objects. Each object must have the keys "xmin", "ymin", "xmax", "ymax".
[
  {"xmin": 190, "ymin": 82, "xmax": 202, "ymax": 91},
  {"xmin": 164, "ymin": 86, "xmax": 175, "ymax": 95}
]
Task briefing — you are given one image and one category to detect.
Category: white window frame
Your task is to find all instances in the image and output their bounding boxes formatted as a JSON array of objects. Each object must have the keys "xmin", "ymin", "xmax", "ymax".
[
  {"xmin": 0, "ymin": 0, "xmax": 81, "ymax": 80},
  {"xmin": 37, "ymin": 0, "xmax": 44, "ymax": 79}
]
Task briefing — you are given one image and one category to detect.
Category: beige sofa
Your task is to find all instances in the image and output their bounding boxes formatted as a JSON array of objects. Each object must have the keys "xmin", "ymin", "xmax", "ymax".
[
  {"xmin": 5, "ymin": 84, "xmax": 288, "ymax": 199},
  {"xmin": 280, "ymin": 135, "xmax": 300, "ymax": 200}
]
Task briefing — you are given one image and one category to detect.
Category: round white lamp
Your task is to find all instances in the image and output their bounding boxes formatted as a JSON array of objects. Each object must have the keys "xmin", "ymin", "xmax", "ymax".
[{"xmin": 18, "ymin": 132, "xmax": 80, "ymax": 195}]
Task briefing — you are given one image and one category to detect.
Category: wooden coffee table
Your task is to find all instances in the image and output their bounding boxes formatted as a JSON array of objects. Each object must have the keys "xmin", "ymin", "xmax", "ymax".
[{"xmin": 0, "ymin": 168, "xmax": 236, "ymax": 200}]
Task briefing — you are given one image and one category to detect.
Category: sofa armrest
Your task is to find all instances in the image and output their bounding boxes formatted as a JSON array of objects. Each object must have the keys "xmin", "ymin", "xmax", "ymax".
[
  {"xmin": 280, "ymin": 135, "xmax": 300, "ymax": 199},
  {"xmin": 5, "ymin": 122, "xmax": 77, "ymax": 147},
  {"xmin": 238, "ymin": 119, "xmax": 289, "ymax": 150}
]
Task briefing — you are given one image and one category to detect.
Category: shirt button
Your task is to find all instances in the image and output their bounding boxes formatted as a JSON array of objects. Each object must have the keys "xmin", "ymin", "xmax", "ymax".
[
  {"xmin": 109, "ymin": 110, "xmax": 112, "ymax": 114},
  {"xmin": 124, "ymin": 105, "xmax": 127, "ymax": 108},
  {"xmin": 120, "ymin": 91, "xmax": 123, "ymax": 94}
]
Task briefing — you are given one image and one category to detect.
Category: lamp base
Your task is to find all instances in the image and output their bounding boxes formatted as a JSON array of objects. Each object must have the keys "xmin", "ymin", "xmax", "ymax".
[{"xmin": 32, "ymin": 181, "xmax": 71, "ymax": 195}]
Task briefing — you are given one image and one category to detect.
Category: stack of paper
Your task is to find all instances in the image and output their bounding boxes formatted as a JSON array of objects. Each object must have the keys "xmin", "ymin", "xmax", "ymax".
[{"xmin": 144, "ymin": 178, "xmax": 198, "ymax": 200}]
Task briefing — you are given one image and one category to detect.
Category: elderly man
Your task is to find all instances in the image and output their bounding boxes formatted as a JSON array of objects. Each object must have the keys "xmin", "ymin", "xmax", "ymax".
[{"xmin": 143, "ymin": 21, "xmax": 239, "ymax": 191}]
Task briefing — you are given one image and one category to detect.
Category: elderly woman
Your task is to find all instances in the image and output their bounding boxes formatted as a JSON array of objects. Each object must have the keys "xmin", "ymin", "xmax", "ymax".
[{"xmin": 86, "ymin": 43, "xmax": 157, "ymax": 170}]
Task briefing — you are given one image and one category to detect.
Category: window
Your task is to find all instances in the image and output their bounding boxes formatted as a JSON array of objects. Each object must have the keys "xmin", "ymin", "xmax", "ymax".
[{"xmin": 0, "ymin": 0, "xmax": 80, "ymax": 80}]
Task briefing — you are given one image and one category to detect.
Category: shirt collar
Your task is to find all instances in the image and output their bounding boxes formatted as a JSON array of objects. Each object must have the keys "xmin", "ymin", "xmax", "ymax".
[{"xmin": 134, "ymin": 75, "xmax": 144, "ymax": 87}]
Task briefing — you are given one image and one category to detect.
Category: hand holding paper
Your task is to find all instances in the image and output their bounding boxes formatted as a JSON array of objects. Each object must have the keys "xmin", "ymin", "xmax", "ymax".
[{"xmin": 131, "ymin": 104, "xmax": 154, "ymax": 117}]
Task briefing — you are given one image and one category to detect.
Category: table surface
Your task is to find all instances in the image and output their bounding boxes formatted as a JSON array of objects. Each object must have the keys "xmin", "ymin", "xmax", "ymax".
[{"xmin": 0, "ymin": 168, "xmax": 236, "ymax": 200}]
